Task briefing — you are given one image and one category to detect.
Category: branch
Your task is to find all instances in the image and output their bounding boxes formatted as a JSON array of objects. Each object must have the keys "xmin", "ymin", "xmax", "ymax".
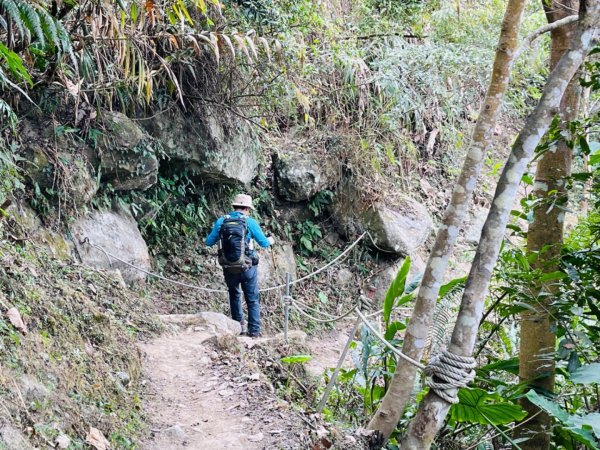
[
  {"xmin": 514, "ymin": 14, "xmax": 578, "ymax": 60},
  {"xmin": 338, "ymin": 32, "xmax": 427, "ymax": 41}
]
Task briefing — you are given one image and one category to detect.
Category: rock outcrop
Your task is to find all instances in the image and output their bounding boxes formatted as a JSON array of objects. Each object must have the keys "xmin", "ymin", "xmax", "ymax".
[
  {"xmin": 7, "ymin": 201, "xmax": 73, "ymax": 260},
  {"xmin": 98, "ymin": 111, "xmax": 159, "ymax": 191},
  {"xmin": 70, "ymin": 207, "xmax": 151, "ymax": 284},
  {"xmin": 20, "ymin": 120, "xmax": 98, "ymax": 208},
  {"xmin": 330, "ymin": 180, "xmax": 433, "ymax": 256},
  {"xmin": 370, "ymin": 254, "xmax": 425, "ymax": 303},
  {"xmin": 141, "ymin": 105, "xmax": 260, "ymax": 184},
  {"xmin": 258, "ymin": 243, "xmax": 298, "ymax": 289},
  {"xmin": 274, "ymin": 150, "xmax": 341, "ymax": 201}
]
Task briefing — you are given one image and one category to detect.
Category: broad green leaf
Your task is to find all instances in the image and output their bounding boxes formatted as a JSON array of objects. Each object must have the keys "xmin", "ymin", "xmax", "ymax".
[
  {"xmin": 384, "ymin": 321, "xmax": 406, "ymax": 341},
  {"xmin": 450, "ymin": 388, "xmax": 527, "ymax": 425},
  {"xmin": 281, "ymin": 354, "xmax": 312, "ymax": 364},
  {"xmin": 570, "ymin": 363, "xmax": 600, "ymax": 385},
  {"xmin": 538, "ymin": 271, "xmax": 567, "ymax": 282},
  {"xmin": 525, "ymin": 390, "xmax": 569, "ymax": 422},
  {"xmin": 395, "ymin": 292, "xmax": 415, "ymax": 308},
  {"xmin": 0, "ymin": 42, "xmax": 32, "ymax": 85},
  {"xmin": 383, "ymin": 257, "xmax": 411, "ymax": 324},
  {"xmin": 571, "ymin": 413, "xmax": 600, "ymax": 438}
]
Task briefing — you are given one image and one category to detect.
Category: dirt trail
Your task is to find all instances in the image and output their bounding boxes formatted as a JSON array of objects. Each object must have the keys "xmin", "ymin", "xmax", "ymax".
[{"xmin": 139, "ymin": 315, "xmax": 357, "ymax": 450}]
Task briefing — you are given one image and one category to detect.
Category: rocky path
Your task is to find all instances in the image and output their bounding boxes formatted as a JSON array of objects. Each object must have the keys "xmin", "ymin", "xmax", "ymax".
[{"xmin": 139, "ymin": 314, "xmax": 357, "ymax": 450}]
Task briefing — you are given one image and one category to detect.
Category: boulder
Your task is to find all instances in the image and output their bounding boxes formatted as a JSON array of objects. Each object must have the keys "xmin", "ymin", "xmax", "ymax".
[
  {"xmin": 140, "ymin": 105, "xmax": 260, "ymax": 184},
  {"xmin": 462, "ymin": 205, "xmax": 488, "ymax": 245},
  {"xmin": 370, "ymin": 254, "xmax": 425, "ymax": 304},
  {"xmin": 257, "ymin": 243, "xmax": 297, "ymax": 290},
  {"xmin": 330, "ymin": 180, "xmax": 433, "ymax": 256},
  {"xmin": 98, "ymin": 111, "xmax": 159, "ymax": 191},
  {"xmin": 335, "ymin": 268, "xmax": 354, "ymax": 287},
  {"xmin": 196, "ymin": 311, "xmax": 241, "ymax": 334},
  {"xmin": 274, "ymin": 150, "xmax": 341, "ymax": 202},
  {"xmin": 277, "ymin": 203, "xmax": 313, "ymax": 225},
  {"xmin": 70, "ymin": 207, "xmax": 151, "ymax": 284}
]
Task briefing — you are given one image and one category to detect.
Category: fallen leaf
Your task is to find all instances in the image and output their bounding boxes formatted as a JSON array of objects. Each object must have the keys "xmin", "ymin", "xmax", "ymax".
[
  {"xmin": 86, "ymin": 427, "xmax": 109, "ymax": 450},
  {"xmin": 248, "ymin": 432, "xmax": 264, "ymax": 442},
  {"xmin": 6, "ymin": 308, "xmax": 28, "ymax": 334}
]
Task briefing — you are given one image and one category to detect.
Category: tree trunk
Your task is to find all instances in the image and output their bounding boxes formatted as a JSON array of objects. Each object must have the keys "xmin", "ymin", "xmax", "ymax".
[
  {"xmin": 517, "ymin": 1, "xmax": 581, "ymax": 448},
  {"xmin": 399, "ymin": 2, "xmax": 600, "ymax": 448},
  {"xmin": 366, "ymin": 0, "xmax": 527, "ymax": 442}
]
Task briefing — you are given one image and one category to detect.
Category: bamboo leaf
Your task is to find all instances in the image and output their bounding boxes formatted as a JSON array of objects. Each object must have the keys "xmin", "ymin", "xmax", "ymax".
[
  {"xmin": 245, "ymin": 34, "xmax": 258, "ymax": 60},
  {"xmin": 220, "ymin": 34, "xmax": 235, "ymax": 57},
  {"xmin": 233, "ymin": 33, "xmax": 252, "ymax": 63}
]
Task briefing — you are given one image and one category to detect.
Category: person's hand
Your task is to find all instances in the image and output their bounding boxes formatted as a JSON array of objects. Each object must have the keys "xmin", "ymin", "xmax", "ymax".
[{"xmin": 267, "ymin": 236, "xmax": 275, "ymax": 246}]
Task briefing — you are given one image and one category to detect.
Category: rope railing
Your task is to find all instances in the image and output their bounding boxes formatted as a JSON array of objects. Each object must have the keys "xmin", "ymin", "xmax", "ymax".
[
  {"xmin": 260, "ymin": 232, "xmax": 367, "ymax": 292},
  {"xmin": 81, "ymin": 232, "xmax": 366, "ymax": 294},
  {"xmin": 83, "ymin": 235, "xmax": 475, "ymax": 405}
]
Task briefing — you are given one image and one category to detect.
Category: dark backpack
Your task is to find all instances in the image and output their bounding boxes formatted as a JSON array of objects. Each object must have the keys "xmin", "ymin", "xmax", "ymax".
[{"xmin": 217, "ymin": 215, "xmax": 252, "ymax": 272}]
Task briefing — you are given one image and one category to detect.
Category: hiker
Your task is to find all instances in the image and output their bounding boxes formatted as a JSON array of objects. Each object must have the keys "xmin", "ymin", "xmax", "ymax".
[{"xmin": 205, "ymin": 194, "xmax": 273, "ymax": 338}]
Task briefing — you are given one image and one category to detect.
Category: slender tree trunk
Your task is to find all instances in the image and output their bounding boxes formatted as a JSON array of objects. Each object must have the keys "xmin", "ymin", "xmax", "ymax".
[
  {"xmin": 400, "ymin": 3, "xmax": 600, "ymax": 448},
  {"xmin": 366, "ymin": 0, "xmax": 527, "ymax": 442},
  {"xmin": 517, "ymin": 1, "xmax": 581, "ymax": 448}
]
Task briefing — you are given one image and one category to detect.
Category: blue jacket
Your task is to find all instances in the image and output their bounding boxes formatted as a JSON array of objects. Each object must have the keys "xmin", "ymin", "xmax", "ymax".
[{"xmin": 205, "ymin": 211, "xmax": 271, "ymax": 251}]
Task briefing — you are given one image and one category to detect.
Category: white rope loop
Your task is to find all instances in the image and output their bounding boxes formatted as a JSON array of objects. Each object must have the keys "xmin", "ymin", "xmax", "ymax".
[{"xmin": 424, "ymin": 349, "xmax": 476, "ymax": 404}]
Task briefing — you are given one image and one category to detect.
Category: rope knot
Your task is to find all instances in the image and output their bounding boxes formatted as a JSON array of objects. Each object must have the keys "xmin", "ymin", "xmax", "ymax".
[
  {"xmin": 282, "ymin": 295, "xmax": 293, "ymax": 306},
  {"xmin": 359, "ymin": 295, "xmax": 372, "ymax": 311},
  {"xmin": 424, "ymin": 349, "xmax": 476, "ymax": 404}
]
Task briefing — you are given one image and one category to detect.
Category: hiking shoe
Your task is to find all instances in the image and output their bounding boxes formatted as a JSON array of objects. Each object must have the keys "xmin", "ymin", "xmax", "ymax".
[
  {"xmin": 240, "ymin": 321, "xmax": 248, "ymax": 336},
  {"xmin": 248, "ymin": 332, "xmax": 262, "ymax": 338}
]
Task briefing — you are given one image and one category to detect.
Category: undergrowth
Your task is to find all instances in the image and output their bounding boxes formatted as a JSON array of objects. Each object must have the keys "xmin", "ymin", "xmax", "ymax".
[{"xmin": 0, "ymin": 238, "xmax": 162, "ymax": 448}]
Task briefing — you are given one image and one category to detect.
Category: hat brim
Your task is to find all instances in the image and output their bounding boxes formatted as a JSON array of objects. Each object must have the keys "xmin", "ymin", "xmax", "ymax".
[{"xmin": 232, "ymin": 203, "xmax": 255, "ymax": 210}]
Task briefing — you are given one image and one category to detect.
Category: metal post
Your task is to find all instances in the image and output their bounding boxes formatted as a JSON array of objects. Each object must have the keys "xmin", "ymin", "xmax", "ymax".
[
  {"xmin": 317, "ymin": 315, "xmax": 361, "ymax": 413},
  {"xmin": 284, "ymin": 272, "xmax": 291, "ymax": 343}
]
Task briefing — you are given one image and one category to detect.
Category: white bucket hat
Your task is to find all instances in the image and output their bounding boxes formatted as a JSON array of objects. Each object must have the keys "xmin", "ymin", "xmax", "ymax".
[{"xmin": 231, "ymin": 194, "xmax": 255, "ymax": 210}]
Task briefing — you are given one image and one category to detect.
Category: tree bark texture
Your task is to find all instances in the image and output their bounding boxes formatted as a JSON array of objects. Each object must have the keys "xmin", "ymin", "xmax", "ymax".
[
  {"xmin": 366, "ymin": 0, "xmax": 527, "ymax": 441},
  {"xmin": 517, "ymin": 1, "xmax": 581, "ymax": 448},
  {"xmin": 400, "ymin": 2, "xmax": 600, "ymax": 448}
]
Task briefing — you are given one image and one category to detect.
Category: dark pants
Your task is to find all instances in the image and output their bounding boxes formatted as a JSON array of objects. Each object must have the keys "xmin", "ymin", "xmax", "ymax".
[{"xmin": 223, "ymin": 265, "xmax": 260, "ymax": 334}]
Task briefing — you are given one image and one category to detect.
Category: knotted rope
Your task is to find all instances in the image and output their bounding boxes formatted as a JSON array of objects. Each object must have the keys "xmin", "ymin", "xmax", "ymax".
[{"xmin": 424, "ymin": 349, "xmax": 476, "ymax": 404}]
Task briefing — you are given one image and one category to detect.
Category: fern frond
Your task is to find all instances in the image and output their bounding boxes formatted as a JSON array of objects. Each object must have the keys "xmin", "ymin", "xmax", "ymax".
[
  {"xmin": 37, "ymin": 7, "xmax": 59, "ymax": 49},
  {"xmin": 0, "ymin": 0, "xmax": 26, "ymax": 42},
  {"xmin": 54, "ymin": 18, "xmax": 77, "ymax": 68},
  {"xmin": 18, "ymin": 1, "xmax": 44, "ymax": 46},
  {"xmin": 54, "ymin": 18, "xmax": 70, "ymax": 53}
]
